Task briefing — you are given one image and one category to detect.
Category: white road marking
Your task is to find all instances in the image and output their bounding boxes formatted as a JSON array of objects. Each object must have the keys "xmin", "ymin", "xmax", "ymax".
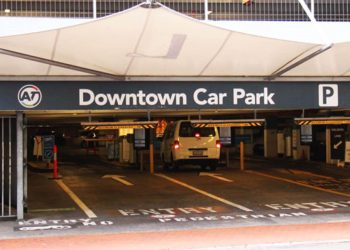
[
  {"xmin": 103, "ymin": 175, "xmax": 133, "ymax": 186},
  {"xmin": 155, "ymin": 174, "xmax": 252, "ymax": 212},
  {"xmin": 199, "ymin": 172, "xmax": 234, "ymax": 183},
  {"xmin": 55, "ymin": 180, "xmax": 97, "ymax": 218}
]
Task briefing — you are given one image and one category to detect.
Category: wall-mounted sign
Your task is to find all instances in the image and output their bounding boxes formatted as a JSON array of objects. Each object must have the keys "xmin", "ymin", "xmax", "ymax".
[
  {"xmin": 219, "ymin": 127, "xmax": 231, "ymax": 146},
  {"xmin": 330, "ymin": 126, "xmax": 345, "ymax": 160},
  {"xmin": 42, "ymin": 135, "xmax": 55, "ymax": 161},
  {"xmin": 0, "ymin": 81, "xmax": 348, "ymax": 111},
  {"xmin": 134, "ymin": 129, "xmax": 146, "ymax": 149},
  {"xmin": 300, "ymin": 125, "xmax": 312, "ymax": 144}
]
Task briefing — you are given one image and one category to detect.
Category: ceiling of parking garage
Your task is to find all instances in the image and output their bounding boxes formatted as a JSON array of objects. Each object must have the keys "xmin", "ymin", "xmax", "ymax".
[{"xmin": 0, "ymin": 3, "xmax": 350, "ymax": 79}]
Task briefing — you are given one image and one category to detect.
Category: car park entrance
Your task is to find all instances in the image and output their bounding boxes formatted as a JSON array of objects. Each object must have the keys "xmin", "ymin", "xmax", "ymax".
[{"xmin": 1, "ymin": 80, "xmax": 350, "ymax": 230}]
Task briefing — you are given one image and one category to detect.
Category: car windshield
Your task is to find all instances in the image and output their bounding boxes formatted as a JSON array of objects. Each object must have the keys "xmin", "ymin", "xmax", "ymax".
[{"xmin": 179, "ymin": 122, "xmax": 216, "ymax": 137}]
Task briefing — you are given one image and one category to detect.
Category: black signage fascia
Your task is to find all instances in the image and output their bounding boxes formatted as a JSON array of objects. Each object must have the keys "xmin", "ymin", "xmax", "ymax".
[{"xmin": 1, "ymin": 81, "xmax": 349, "ymax": 111}]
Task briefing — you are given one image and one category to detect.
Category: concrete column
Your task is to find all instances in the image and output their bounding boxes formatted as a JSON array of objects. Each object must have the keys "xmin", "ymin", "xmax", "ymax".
[
  {"xmin": 264, "ymin": 129, "xmax": 278, "ymax": 158},
  {"xmin": 292, "ymin": 128, "xmax": 301, "ymax": 160},
  {"xmin": 326, "ymin": 127, "xmax": 336, "ymax": 165}
]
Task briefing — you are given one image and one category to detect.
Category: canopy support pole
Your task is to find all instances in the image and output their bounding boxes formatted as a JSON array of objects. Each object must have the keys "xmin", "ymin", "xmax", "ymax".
[{"xmin": 267, "ymin": 44, "xmax": 333, "ymax": 80}]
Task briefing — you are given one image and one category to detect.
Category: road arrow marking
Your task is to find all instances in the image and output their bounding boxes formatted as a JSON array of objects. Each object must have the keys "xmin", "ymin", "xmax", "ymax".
[
  {"xmin": 334, "ymin": 141, "xmax": 343, "ymax": 150},
  {"xmin": 103, "ymin": 175, "xmax": 133, "ymax": 186},
  {"xmin": 199, "ymin": 172, "xmax": 234, "ymax": 183}
]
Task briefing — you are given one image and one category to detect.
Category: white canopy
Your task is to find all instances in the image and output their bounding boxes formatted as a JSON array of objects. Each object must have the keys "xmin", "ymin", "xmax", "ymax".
[{"xmin": 0, "ymin": 3, "xmax": 347, "ymax": 79}]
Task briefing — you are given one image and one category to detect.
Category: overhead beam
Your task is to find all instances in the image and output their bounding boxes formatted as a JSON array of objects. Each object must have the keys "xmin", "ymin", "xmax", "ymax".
[{"xmin": 0, "ymin": 48, "xmax": 125, "ymax": 81}]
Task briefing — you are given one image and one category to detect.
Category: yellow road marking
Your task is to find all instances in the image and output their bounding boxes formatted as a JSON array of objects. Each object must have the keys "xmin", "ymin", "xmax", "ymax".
[
  {"xmin": 248, "ymin": 170, "xmax": 350, "ymax": 199},
  {"xmin": 55, "ymin": 180, "xmax": 97, "ymax": 218},
  {"xmin": 155, "ymin": 174, "xmax": 252, "ymax": 212},
  {"xmin": 288, "ymin": 169, "xmax": 334, "ymax": 180}
]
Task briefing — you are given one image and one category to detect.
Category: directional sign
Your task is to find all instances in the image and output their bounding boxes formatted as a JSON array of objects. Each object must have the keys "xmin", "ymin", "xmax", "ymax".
[
  {"xmin": 330, "ymin": 126, "xmax": 346, "ymax": 160},
  {"xmin": 42, "ymin": 135, "xmax": 55, "ymax": 161},
  {"xmin": 102, "ymin": 175, "xmax": 133, "ymax": 186},
  {"xmin": 334, "ymin": 141, "xmax": 343, "ymax": 150},
  {"xmin": 199, "ymin": 172, "xmax": 233, "ymax": 183}
]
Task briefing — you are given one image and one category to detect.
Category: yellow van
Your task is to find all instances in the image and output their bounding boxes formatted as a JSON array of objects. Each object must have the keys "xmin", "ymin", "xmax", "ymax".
[{"xmin": 160, "ymin": 120, "xmax": 221, "ymax": 170}]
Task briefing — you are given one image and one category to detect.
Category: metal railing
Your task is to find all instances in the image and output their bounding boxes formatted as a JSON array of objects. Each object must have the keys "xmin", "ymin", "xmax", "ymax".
[
  {"xmin": 0, "ymin": 117, "xmax": 16, "ymax": 220},
  {"xmin": 0, "ymin": 0, "xmax": 350, "ymax": 21}
]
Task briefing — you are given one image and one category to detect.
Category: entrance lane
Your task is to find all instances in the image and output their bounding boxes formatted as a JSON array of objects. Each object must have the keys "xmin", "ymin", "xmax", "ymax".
[
  {"xmin": 57, "ymin": 164, "xmax": 231, "ymax": 218},
  {"xmin": 27, "ymin": 171, "xmax": 86, "ymax": 220},
  {"xmin": 159, "ymin": 168, "xmax": 350, "ymax": 222},
  {"xmin": 25, "ymin": 151, "xmax": 350, "ymax": 234}
]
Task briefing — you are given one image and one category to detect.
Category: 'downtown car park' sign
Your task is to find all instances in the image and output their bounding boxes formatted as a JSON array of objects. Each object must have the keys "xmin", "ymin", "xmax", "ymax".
[{"xmin": 0, "ymin": 81, "xmax": 347, "ymax": 110}]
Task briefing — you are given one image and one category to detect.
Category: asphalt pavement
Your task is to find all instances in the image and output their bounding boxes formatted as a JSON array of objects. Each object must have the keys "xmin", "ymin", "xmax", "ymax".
[{"xmin": 2, "ymin": 146, "xmax": 350, "ymax": 249}]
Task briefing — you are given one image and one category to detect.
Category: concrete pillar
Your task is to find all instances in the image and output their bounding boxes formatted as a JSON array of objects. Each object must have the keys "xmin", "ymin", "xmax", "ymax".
[
  {"xmin": 264, "ymin": 118, "xmax": 278, "ymax": 158},
  {"xmin": 292, "ymin": 128, "xmax": 301, "ymax": 160},
  {"xmin": 326, "ymin": 127, "xmax": 337, "ymax": 165},
  {"xmin": 264, "ymin": 129, "xmax": 278, "ymax": 158}
]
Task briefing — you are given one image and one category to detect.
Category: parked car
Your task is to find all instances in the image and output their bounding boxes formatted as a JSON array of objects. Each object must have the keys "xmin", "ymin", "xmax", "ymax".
[{"xmin": 160, "ymin": 121, "xmax": 221, "ymax": 170}]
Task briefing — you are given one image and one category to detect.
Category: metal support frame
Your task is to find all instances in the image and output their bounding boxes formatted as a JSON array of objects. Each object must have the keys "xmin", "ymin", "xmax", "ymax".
[
  {"xmin": 16, "ymin": 112, "xmax": 24, "ymax": 220},
  {"xmin": 298, "ymin": 0, "xmax": 316, "ymax": 22},
  {"xmin": 1, "ymin": 118, "xmax": 3, "ymax": 218},
  {"xmin": 0, "ymin": 116, "xmax": 17, "ymax": 220},
  {"xmin": 204, "ymin": 0, "xmax": 209, "ymax": 21},
  {"xmin": 268, "ymin": 44, "xmax": 333, "ymax": 80},
  {"xmin": 93, "ymin": 0, "xmax": 97, "ymax": 19},
  {"xmin": 23, "ymin": 116, "xmax": 27, "ymax": 212},
  {"xmin": 0, "ymin": 48, "xmax": 125, "ymax": 81}
]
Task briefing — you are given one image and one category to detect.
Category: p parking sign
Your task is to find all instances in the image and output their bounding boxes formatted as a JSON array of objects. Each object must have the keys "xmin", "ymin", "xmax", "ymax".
[{"xmin": 319, "ymin": 84, "xmax": 338, "ymax": 107}]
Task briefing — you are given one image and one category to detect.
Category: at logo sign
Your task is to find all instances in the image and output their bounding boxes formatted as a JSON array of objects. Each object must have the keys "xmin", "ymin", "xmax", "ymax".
[{"xmin": 18, "ymin": 85, "xmax": 42, "ymax": 108}]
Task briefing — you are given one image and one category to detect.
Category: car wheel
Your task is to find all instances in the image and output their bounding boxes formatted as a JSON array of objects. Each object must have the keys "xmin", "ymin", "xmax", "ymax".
[
  {"xmin": 170, "ymin": 155, "xmax": 178, "ymax": 171},
  {"xmin": 162, "ymin": 154, "xmax": 169, "ymax": 170}
]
